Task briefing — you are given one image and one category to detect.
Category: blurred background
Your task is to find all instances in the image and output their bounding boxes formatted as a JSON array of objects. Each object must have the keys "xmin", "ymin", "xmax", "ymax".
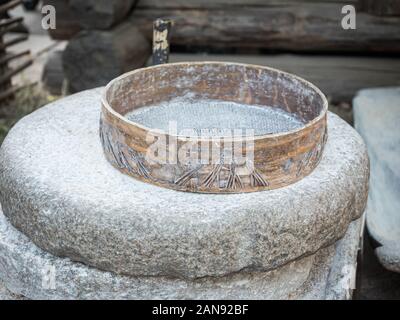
[{"xmin": 0, "ymin": 0, "xmax": 399, "ymax": 299}]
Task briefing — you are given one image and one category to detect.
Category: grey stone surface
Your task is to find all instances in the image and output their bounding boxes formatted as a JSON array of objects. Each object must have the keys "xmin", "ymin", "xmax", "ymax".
[
  {"xmin": 0, "ymin": 280, "xmax": 25, "ymax": 300},
  {"xmin": 0, "ymin": 88, "xmax": 369, "ymax": 279},
  {"xmin": 375, "ymin": 243, "xmax": 400, "ymax": 273},
  {"xmin": 0, "ymin": 207, "xmax": 363, "ymax": 300},
  {"xmin": 325, "ymin": 214, "xmax": 364, "ymax": 300},
  {"xmin": 354, "ymin": 87, "xmax": 400, "ymax": 273}
]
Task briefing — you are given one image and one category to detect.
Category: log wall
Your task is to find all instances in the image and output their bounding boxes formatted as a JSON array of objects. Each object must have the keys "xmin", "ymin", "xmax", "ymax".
[
  {"xmin": 55, "ymin": 0, "xmax": 400, "ymax": 95},
  {"xmin": 132, "ymin": 0, "xmax": 400, "ymax": 53}
]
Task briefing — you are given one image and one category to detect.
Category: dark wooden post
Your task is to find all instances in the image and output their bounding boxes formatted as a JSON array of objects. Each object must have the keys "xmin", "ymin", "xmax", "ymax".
[{"xmin": 152, "ymin": 18, "xmax": 172, "ymax": 65}]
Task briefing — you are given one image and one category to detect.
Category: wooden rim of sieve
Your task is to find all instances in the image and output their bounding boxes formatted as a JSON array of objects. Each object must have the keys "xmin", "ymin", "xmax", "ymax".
[
  {"xmin": 101, "ymin": 61, "xmax": 327, "ymax": 141},
  {"xmin": 100, "ymin": 61, "xmax": 328, "ymax": 193}
]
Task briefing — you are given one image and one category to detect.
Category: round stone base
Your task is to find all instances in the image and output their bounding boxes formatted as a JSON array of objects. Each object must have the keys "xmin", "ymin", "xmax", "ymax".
[
  {"xmin": 0, "ymin": 89, "xmax": 369, "ymax": 279},
  {"xmin": 354, "ymin": 87, "xmax": 400, "ymax": 273},
  {"xmin": 0, "ymin": 207, "xmax": 363, "ymax": 300}
]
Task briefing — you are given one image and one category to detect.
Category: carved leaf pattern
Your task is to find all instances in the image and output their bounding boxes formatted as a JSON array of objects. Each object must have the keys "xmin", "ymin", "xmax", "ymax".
[
  {"xmin": 101, "ymin": 117, "xmax": 272, "ymax": 191},
  {"xmin": 100, "ymin": 119, "xmax": 151, "ymax": 179}
]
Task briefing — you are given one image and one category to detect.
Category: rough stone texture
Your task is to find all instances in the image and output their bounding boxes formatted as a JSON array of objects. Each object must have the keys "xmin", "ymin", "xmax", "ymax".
[
  {"xmin": 63, "ymin": 25, "xmax": 151, "ymax": 93},
  {"xmin": 0, "ymin": 279, "xmax": 25, "ymax": 300},
  {"xmin": 325, "ymin": 215, "xmax": 364, "ymax": 300},
  {"xmin": 0, "ymin": 208, "xmax": 363, "ymax": 300},
  {"xmin": 353, "ymin": 87, "xmax": 400, "ymax": 273},
  {"xmin": 375, "ymin": 244, "xmax": 400, "ymax": 273},
  {"xmin": 0, "ymin": 88, "xmax": 369, "ymax": 279}
]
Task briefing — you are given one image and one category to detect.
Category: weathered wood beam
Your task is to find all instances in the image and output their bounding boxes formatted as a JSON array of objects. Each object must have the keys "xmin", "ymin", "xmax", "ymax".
[
  {"xmin": 165, "ymin": 53, "xmax": 400, "ymax": 103},
  {"xmin": 137, "ymin": 0, "xmax": 360, "ymax": 9},
  {"xmin": 130, "ymin": 4, "xmax": 400, "ymax": 53},
  {"xmin": 361, "ymin": 0, "xmax": 400, "ymax": 16}
]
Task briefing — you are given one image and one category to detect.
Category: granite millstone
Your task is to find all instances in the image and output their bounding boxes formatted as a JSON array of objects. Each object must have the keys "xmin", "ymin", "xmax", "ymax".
[
  {"xmin": 0, "ymin": 208, "xmax": 363, "ymax": 300},
  {"xmin": 0, "ymin": 88, "xmax": 369, "ymax": 279},
  {"xmin": 354, "ymin": 87, "xmax": 400, "ymax": 273}
]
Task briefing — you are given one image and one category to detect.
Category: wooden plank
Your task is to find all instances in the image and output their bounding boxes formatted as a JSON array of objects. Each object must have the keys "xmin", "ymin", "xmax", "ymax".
[
  {"xmin": 130, "ymin": 4, "xmax": 400, "ymax": 53},
  {"xmin": 361, "ymin": 0, "xmax": 400, "ymax": 16},
  {"xmin": 137, "ymin": 0, "xmax": 360, "ymax": 9},
  {"xmin": 164, "ymin": 53, "xmax": 400, "ymax": 103}
]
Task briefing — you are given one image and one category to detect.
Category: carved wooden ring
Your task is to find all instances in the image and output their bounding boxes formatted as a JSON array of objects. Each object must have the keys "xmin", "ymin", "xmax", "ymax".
[{"xmin": 100, "ymin": 62, "xmax": 328, "ymax": 193}]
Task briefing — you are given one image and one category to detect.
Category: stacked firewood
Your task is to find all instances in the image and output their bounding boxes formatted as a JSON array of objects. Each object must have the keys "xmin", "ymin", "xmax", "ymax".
[
  {"xmin": 0, "ymin": 0, "xmax": 32, "ymax": 103},
  {"xmin": 43, "ymin": 0, "xmax": 400, "ymax": 95}
]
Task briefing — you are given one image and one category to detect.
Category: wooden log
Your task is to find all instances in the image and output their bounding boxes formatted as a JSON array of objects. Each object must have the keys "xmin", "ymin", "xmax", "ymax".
[
  {"xmin": 69, "ymin": 0, "xmax": 136, "ymax": 30},
  {"xmin": 63, "ymin": 22, "xmax": 151, "ymax": 93},
  {"xmin": 165, "ymin": 53, "xmax": 400, "ymax": 103},
  {"xmin": 137, "ymin": 0, "xmax": 359, "ymax": 9},
  {"xmin": 361, "ymin": 0, "xmax": 400, "ymax": 16},
  {"xmin": 42, "ymin": 0, "xmax": 81, "ymax": 40},
  {"xmin": 130, "ymin": 3, "xmax": 400, "ymax": 53}
]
